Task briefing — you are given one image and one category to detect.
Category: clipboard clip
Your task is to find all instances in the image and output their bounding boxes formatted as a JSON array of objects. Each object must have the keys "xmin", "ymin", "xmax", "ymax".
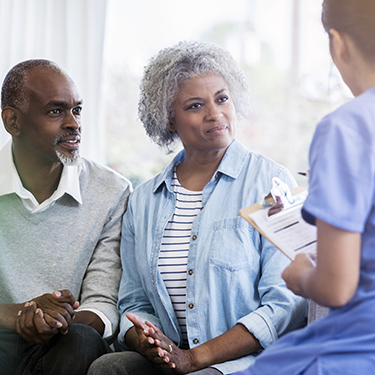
[
  {"xmin": 261, "ymin": 177, "xmax": 305, "ymax": 219},
  {"xmin": 270, "ymin": 176, "xmax": 295, "ymax": 209}
]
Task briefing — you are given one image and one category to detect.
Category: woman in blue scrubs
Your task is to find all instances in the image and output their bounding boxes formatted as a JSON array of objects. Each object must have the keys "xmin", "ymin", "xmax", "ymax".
[{"xmin": 232, "ymin": 0, "xmax": 375, "ymax": 374}]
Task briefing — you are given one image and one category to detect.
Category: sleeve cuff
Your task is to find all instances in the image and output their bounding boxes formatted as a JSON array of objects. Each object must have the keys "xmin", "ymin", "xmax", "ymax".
[
  {"xmin": 77, "ymin": 308, "xmax": 113, "ymax": 339},
  {"xmin": 238, "ymin": 309, "xmax": 278, "ymax": 349}
]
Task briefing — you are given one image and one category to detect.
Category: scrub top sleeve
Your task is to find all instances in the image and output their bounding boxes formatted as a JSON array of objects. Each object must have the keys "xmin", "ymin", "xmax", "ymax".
[{"xmin": 303, "ymin": 111, "xmax": 374, "ymax": 233}]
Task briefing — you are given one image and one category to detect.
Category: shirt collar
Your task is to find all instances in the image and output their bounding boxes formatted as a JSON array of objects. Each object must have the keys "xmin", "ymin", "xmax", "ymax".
[
  {"xmin": 152, "ymin": 139, "xmax": 248, "ymax": 193},
  {"xmin": 0, "ymin": 140, "xmax": 83, "ymax": 210}
]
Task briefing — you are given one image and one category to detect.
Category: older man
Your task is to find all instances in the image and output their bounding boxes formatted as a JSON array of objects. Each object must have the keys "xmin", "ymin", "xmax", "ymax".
[{"xmin": 0, "ymin": 60, "xmax": 132, "ymax": 375}]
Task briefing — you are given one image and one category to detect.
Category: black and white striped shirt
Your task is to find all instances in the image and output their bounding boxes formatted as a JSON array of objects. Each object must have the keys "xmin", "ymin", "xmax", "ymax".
[{"xmin": 158, "ymin": 169, "xmax": 202, "ymax": 348}]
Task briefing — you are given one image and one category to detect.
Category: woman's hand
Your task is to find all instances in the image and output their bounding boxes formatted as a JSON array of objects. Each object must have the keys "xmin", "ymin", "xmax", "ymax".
[
  {"xmin": 125, "ymin": 313, "xmax": 176, "ymax": 369},
  {"xmin": 281, "ymin": 253, "xmax": 315, "ymax": 298},
  {"xmin": 145, "ymin": 320, "xmax": 196, "ymax": 374}
]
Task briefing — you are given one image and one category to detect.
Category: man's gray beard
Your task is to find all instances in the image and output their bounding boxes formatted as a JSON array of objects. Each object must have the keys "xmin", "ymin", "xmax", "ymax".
[{"xmin": 56, "ymin": 150, "xmax": 81, "ymax": 166}]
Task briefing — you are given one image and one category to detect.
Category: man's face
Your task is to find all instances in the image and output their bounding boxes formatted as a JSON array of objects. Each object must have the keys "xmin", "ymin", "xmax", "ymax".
[{"xmin": 15, "ymin": 66, "xmax": 83, "ymax": 166}]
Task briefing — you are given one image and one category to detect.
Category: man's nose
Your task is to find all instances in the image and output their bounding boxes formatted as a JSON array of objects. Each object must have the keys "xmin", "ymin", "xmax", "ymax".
[{"xmin": 63, "ymin": 111, "xmax": 81, "ymax": 130}]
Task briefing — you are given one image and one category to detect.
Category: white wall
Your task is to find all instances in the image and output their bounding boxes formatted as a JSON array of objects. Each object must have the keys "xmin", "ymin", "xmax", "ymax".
[{"xmin": 0, "ymin": 0, "xmax": 108, "ymax": 164}]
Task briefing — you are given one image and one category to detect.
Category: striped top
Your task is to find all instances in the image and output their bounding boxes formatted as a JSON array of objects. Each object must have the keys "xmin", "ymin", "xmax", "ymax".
[{"xmin": 158, "ymin": 169, "xmax": 203, "ymax": 348}]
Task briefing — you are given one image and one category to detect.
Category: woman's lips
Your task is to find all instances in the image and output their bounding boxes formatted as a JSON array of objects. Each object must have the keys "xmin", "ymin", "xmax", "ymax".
[{"xmin": 206, "ymin": 125, "xmax": 228, "ymax": 134}]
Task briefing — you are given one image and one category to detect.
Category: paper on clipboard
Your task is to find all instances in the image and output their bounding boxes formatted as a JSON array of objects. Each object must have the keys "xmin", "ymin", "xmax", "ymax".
[{"xmin": 239, "ymin": 182, "xmax": 317, "ymax": 260}]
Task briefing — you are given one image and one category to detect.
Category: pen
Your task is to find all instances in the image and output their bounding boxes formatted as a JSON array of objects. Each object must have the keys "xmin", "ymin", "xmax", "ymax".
[{"xmin": 298, "ymin": 168, "xmax": 310, "ymax": 177}]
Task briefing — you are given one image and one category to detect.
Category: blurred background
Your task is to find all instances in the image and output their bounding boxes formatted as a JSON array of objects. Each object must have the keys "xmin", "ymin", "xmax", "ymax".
[{"xmin": 0, "ymin": 0, "xmax": 351, "ymax": 189}]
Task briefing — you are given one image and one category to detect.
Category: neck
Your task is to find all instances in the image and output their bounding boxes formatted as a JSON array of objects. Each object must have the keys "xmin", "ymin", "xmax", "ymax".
[
  {"xmin": 176, "ymin": 147, "xmax": 228, "ymax": 191},
  {"xmin": 12, "ymin": 145, "xmax": 63, "ymax": 204},
  {"xmin": 355, "ymin": 71, "xmax": 375, "ymax": 96}
]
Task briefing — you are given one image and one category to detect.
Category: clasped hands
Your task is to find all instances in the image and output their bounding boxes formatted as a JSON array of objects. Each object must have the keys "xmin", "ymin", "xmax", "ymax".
[
  {"xmin": 16, "ymin": 289, "xmax": 79, "ymax": 344},
  {"xmin": 126, "ymin": 312, "xmax": 195, "ymax": 374}
]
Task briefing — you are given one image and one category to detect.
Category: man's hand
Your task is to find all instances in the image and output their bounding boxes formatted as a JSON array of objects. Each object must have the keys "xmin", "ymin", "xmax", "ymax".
[
  {"xmin": 16, "ymin": 301, "xmax": 59, "ymax": 344},
  {"xmin": 15, "ymin": 290, "xmax": 80, "ymax": 343},
  {"xmin": 32, "ymin": 290, "xmax": 79, "ymax": 333}
]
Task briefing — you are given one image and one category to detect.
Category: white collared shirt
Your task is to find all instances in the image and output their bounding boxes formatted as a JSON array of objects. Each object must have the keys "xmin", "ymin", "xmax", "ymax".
[
  {"xmin": 0, "ymin": 140, "xmax": 112, "ymax": 338},
  {"xmin": 0, "ymin": 140, "xmax": 83, "ymax": 213}
]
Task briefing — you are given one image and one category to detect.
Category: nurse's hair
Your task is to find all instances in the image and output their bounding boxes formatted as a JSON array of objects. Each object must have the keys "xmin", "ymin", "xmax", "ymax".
[
  {"xmin": 138, "ymin": 40, "xmax": 251, "ymax": 150},
  {"xmin": 322, "ymin": 0, "xmax": 375, "ymax": 62}
]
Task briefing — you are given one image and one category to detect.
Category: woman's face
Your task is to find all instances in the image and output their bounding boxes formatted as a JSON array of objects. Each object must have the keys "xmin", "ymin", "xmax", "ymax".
[{"xmin": 170, "ymin": 73, "xmax": 237, "ymax": 156}]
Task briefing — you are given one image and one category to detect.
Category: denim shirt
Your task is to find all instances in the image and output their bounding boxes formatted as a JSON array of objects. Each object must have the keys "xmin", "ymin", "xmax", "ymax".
[{"xmin": 118, "ymin": 139, "xmax": 307, "ymax": 374}]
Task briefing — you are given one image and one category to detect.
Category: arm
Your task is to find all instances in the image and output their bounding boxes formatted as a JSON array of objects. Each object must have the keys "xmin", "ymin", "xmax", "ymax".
[
  {"xmin": 76, "ymin": 183, "xmax": 131, "ymax": 340},
  {"xmin": 0, "ymin": 303, "xmax": 24, "ymax": 330},
  {"xmin": 282, "ymin": 218, "xmax": 361, "ymax": 307},
  {"xmin": 117, "ymin": 199, "xmax": 165, "ymax": 348},
  {"xmin": 142, "ymin": 315, "xmax": 261, "ymax": 374},
  {"xmin": 0, "ymin": 290, "xmax": 78, "ymax": 343},
  {"xmin": 74, "ymin": 311, "xmax": 104, "ymax": 336},
  {"xmin": 123, "ymin": 236, "xmax": 296, "ymax": 373}
]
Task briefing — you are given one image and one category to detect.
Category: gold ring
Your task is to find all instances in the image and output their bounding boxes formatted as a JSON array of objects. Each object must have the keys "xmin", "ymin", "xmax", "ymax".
[{"xmin": 169, "ymin": 344, "xmax": 173, "ymax": 354}]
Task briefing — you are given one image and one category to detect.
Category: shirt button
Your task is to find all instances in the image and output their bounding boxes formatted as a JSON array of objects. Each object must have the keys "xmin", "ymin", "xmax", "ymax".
[
  {"xmin": 215, "ymin": 173, "xmax": 219, "ymax": 179},
  {"xmin": 188, "ymin": 269, "xmax": 193, "ymax": 275},
  {"xmin": 192, "ymin": 235, "xmax": 197, "ymax": 241},
  {"xmin": 193, "ymin": 338, "xmax": 199, "ymax": 344},
  {"xmin": 188, "ymin": 303, "xmax": 194, "ymax": 309}
]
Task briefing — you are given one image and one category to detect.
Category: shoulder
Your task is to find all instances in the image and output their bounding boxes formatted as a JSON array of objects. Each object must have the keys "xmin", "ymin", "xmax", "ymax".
[
  {"xmin": 222, "ymin": 140, "xmax": 297, "ymax": 195},
  {"xmin": 129, "ymin": 172, "xmax": 163, "ymax": 202},
  {"xmin": 245, "ymin": 149, "xmax": 296, "ymax": 188},
  {"xmin": 227, "ymin": 139, "xmax": 289, "ymax": 174},
  {"xmin": 320, "ymin": 89, "xmax": 375, "ymax": 140},
  {"xmin": 79, "ymin": 158, "xmax": 132, "ymax": 198},
  {"xmin": 127, "ymin": 151, "xmax": 182, "ymax": 201}
]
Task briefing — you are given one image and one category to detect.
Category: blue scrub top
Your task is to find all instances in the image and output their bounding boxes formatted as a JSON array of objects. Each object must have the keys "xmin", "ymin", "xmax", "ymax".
[{"xmin": 239, "ymin": 87, "xmax": 375, "ymax": 375}]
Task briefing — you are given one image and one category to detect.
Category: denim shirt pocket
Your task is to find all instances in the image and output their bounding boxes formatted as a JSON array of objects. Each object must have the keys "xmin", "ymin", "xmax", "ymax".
[{"xmin": 210, "ymin": 216, "xmax": 259, "ymax": 272}]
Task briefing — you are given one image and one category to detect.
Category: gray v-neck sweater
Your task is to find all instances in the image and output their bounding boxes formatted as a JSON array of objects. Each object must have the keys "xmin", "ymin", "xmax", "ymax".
[{"xmin": 0, "ymin": 158, "xmax": 131, "ymax": 336}]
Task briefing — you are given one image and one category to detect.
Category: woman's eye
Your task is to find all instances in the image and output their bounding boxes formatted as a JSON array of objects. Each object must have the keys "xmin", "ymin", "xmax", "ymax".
[
  {"xmin": 188, "ymin": 103, "xmax": 202, "ymax": 110},
  {"xmin": 218, "ymin": 96, "xmax": 229, "ymax": 103}
]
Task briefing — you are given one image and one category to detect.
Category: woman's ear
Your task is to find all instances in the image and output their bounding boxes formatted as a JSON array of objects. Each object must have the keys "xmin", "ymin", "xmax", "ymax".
[
  {"xmin": 329, "ymin": 28, "xmax": 349, "ymax": 64},
  {"xmin": 169, "ymin": 119, "xmax": 176, "ymax": 132},
  {"xmin": 1, "ymin": 107, "xmax": 20, "ymax": 137}
]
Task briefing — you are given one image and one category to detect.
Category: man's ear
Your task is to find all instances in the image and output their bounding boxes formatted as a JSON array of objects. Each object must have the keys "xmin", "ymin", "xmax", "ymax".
[{"xmin": 1, "ymin": 107, "xmax": 20, "ymax": 137}]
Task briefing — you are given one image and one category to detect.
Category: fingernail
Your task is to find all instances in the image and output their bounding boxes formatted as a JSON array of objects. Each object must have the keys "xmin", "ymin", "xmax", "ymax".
[
  {"xmin": 24, "ymin": 302, "xmax": 30, "ymax": 307},
  {"xmin": 54, "ymin": 291, "xmax": 61, "ymax": 297},
  {"xmin": 56, "ymin": 322, "xmax": 62, "ymax": 328},
  {"xmin": 18, "ymin": 310, "xmax": 22, "ymax": 316}
]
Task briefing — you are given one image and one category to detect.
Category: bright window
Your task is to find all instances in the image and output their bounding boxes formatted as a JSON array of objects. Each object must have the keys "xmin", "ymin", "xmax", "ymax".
[{"xmin": 102, "ymin": 0, "xmax": 350, "ymax": 189}]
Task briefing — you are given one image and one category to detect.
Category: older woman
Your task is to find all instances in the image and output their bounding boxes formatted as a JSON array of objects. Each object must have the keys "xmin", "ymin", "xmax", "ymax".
[{"xmin": 88, "ymin": 41, "xmax": 306, "ymax": 375}]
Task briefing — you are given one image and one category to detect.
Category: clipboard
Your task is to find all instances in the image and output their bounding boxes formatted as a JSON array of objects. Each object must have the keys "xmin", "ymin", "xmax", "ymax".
[{"xmin": 239, "ymin": 177, "xmax": 317, "ymax": 260}]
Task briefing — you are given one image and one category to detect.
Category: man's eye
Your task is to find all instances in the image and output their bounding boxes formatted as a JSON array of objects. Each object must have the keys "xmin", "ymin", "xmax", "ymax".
[
  {"xmin": 49, "ymin": 109, "xmax": 62, "ymax": 114},
  {"xmin": 73, "ymin": 106, "xmax": 82, "ymax": 115}
]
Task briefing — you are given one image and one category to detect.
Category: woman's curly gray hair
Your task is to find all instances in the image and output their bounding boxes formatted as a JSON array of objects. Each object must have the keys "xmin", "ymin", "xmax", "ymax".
[{"xmin": 138, "ymin": 41, "xmax": 251, "ymax": 149}]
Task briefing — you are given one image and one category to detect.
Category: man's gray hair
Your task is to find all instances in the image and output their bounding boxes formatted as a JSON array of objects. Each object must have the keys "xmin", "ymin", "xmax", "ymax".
[
  {"xmin": 138, "ymin": 41, "xmax": 251, "ymax": 150},
  {"xmin": 1, "ymin": 59, "xmax": 66, "ymax": 111}
]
